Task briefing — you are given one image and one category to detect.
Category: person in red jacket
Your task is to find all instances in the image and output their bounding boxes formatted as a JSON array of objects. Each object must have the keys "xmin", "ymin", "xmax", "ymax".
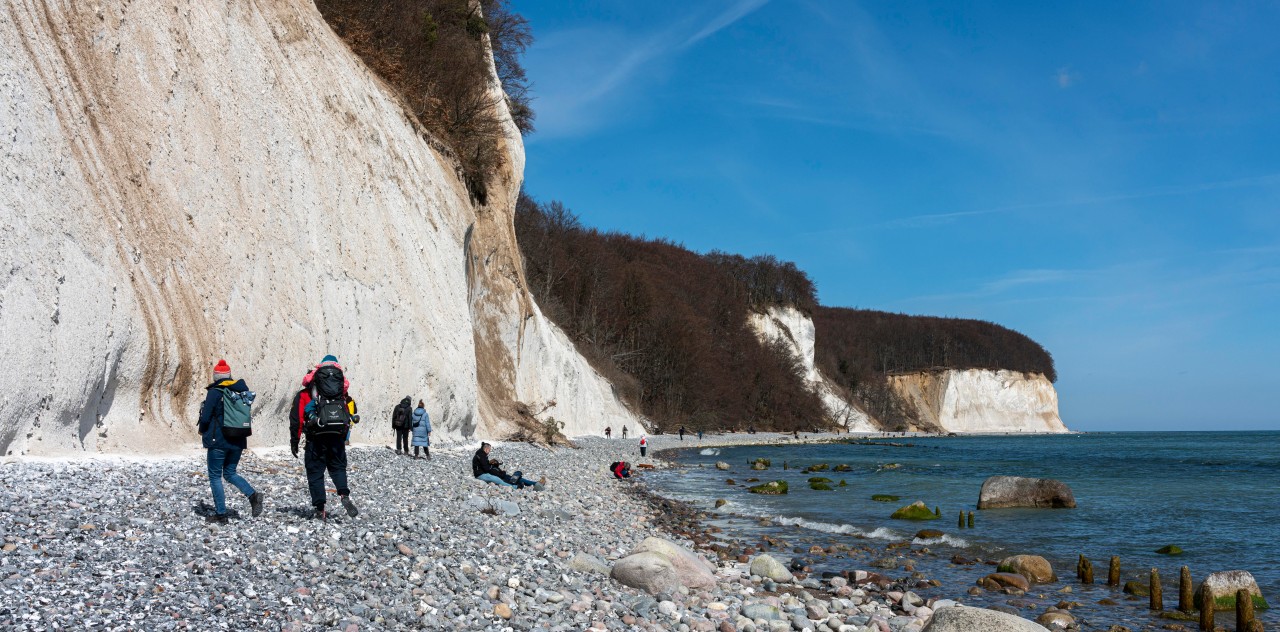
[{"xmin": 288, "ymin": 355, "xmax": 360, "ymax": 520}]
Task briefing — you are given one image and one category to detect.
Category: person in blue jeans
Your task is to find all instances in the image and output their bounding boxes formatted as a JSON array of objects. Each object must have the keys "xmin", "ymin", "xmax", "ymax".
[
  {"xmin": 471, "ymin": 443, "xmax": 545, "ymax": 490},
  {"xmin": 197, "ymin": 359, "xmax": 263, "ymax": 523}
]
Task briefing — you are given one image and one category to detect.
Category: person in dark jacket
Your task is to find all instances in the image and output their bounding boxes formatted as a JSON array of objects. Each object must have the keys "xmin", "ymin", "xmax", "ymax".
[
  {"xmin": 198, "ymin": 359, "xmax": 262, "ymax": 523},
  {"xmin": 392, "ymin": 397, "xmax": 412, "ymax": 455},
  {"xmin": 289, "ymin": 355, "xmax": 361, "ymax": 520},
  {"xmin": 410, "ymin": 399, "xmax": 431, "ymax": 459},
  {"xmin": 471, "ymin": 443, "xmax": 544, "ymax": 489}
]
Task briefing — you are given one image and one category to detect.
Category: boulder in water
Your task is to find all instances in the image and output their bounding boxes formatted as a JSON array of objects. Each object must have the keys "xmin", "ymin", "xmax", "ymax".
[
  {"xmin": 922, "ymin": 604, "xmax": 1049, "ymax": 631},
  {"xmin": 978, "ymin": 476, "xmax": 1076, "ymax": 509},
  {"xmin": 748, "ymin": 480, "xmax": 788, "ymax": 495},
  {"xmin": 983, "ymin": 572, "xmax": 1031, "ymax": 592},
  {"xmin": 1123, "ymin": 581, "xmax": 1149, "ymax": 597},
  {"xmin": 750, "ymin": 458, "xmax": 770, "ymax": 470},
  {"xmin": 1195, "ymin": 570, "xmax": 1269, "ymax": 611},
  {"xmin": 1154, "ymin": 545, "xmax": 1183, "ymax": 555},
  {"xmin": 715, "ymin": 461, "xmax": 730, "ymax": 471},
  {"xmin": 891, "ymin": 501, "xmax": 939, "ymax": 520},
  {"xmin": 997, "ymin": 555, "xmax": 1057, "ymax": 584},
  {"xmin": 871, "ymin": 494, "xmax": 900, "ymax": 502},
  {"xmin": 915, "ymin": 529, "xmax": 945, "ymax": 539}
]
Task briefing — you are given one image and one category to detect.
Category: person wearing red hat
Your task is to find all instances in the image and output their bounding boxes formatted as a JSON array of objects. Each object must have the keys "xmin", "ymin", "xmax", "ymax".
[{"xmin": 198, "ymin": 359, "xmax": 263, "ymax": 523}]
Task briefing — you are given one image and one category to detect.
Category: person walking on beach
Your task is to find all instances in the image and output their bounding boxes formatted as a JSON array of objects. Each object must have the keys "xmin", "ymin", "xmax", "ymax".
[
  {"xmin": 605, "ymin": 426, "xmax": 612, "ymax": 439},
  {"xmin": 621, "ymin": 426, "xmax": 628, "ymax": 439},
  {"xmin": 290, "ymin": 355, "xmax": 361, "ymax": 521},
  {"xmin": 697, "ymin": 429, "xmax": 704, "ymax": 441},
  {"xmin": 198, "ymin": 359, "xmax": 263, "ymax": 523},
  {"xmin": 392, "ymin": 397, "xmax": 412, "ymax": 455},
  {"xmin": 410, "ymin": 399, "xmax": 431, "ymax": 459},
  {"xmin": 639, "ymin": 434, "xmax": 648, "ymax": 457},
  {"xmin": 678, "ymin": 426, "xmax": 686, "ymax": 441}
]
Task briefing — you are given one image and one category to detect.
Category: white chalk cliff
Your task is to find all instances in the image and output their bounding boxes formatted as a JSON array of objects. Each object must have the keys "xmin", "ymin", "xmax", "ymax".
[
  {"xmin": 747, "ymin": 307, "xmax": 878, "ymax": 432},
  {"xmin": 0, "ymin": 0, "xmax": 643, "ymax": 455},
  {"xmin": 889, "ymin": 369, "xmax": 1068, "ymax": 434}
]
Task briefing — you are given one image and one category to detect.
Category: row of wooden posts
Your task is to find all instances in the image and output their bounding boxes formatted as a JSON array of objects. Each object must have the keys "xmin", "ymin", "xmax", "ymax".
[{"xmin": 1075, "ymin": 555, "xmax": 1263, "ymax": 631}]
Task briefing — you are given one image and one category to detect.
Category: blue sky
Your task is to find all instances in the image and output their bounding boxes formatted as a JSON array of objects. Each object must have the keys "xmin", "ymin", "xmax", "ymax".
[{"xmin": 515, "ymin": 1, "xmax": 1280, "ymax": 431}]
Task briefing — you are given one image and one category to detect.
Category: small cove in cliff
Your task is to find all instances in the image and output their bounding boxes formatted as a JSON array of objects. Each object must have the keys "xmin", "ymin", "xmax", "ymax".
[{"xmin": 648, "ymin": 431, "xmax": 1279, "ymax": 628}]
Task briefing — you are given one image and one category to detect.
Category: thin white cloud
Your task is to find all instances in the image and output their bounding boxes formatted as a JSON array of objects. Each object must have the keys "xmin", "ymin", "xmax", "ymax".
[
  {"xmin": 685, "ymin": 0, "xmax": 770, "ymax": 46},
  {"xmin": 881, "ymin": 172, "xmax": 1280, "ymax": 228}
]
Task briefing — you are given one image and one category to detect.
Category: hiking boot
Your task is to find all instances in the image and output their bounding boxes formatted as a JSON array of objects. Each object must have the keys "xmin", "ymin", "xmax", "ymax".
[
  {"xmin": 205, "ymin": 513, "xmax": 229, "ymax": 524},
  {"xmin": 249, "ymin": 492, "xmax": 264, "ymax": 518},
  {"xmin": 314, "ymin": 506, "xmax": 327, "ymax": 521},
  {"xmin": 532, "ymin": 482, "xmax": 545, "ymax": 491},
  {"xmin": 341, "ymin": 495, "xmax": 359, "ymax": 518}
]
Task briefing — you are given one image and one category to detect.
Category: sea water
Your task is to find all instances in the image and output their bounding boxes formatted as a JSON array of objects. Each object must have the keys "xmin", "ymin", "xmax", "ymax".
[{"xmin": 648, "ymin": 431, "xmax": 1279, "ymax": 624}]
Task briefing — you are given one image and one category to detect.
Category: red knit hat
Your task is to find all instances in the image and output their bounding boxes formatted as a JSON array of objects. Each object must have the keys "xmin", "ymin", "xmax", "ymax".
[{"xmin": 213, "ymin": 359, "xmax": 231, "ymax": 376}]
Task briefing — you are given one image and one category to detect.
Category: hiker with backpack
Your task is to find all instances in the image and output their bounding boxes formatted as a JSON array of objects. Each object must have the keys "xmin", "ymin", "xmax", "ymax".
[
  {"xmin": 639, "ymin": 434, "xmax": 648, "ymax": 457},
  {"xmin": 392, "ymin": 397, "xmax": 412, "ymax": 455},
  {"xmin": 197, "ymin": 359, "xmax": 263, "ymax": 523},
  {"xmin": 609, "ymin": 461, "xmax": 632, "ymax": 479},
  {"xmin": 410, "ymin": 399, "xmax": 431, "ymax": 459},
  {"xmin": 289, "ymin": 355, "xmax": 360, "ymax": 521}
]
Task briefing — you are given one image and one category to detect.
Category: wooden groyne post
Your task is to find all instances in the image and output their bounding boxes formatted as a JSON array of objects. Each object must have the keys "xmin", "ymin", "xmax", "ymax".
[
  {"xmin": 1179, "ymin": 566, "xmax": 1193, "ymax": 614},
  {"xmin": 966, "ymin": 511, "xmax": 974, "ymax": 528},
  {"xmin": 1108, "ymin": 556, "xmax": 1121, "ymax": 587},
  {"xmin": 958, "ymin": 511, "xmax": 964, "ymax": 529},
  {"xmin": 1150, "ymin": 567, "xmax": 1163, "ymax": 611},
  {"xmin": 1077, "ymin": 555, "xmax": 1093, "ymax": 584},
  {"xmin": 1237, "ymin": 588, "xmax": 1255, "ymax": 632},
  {"xmin": 1200, "ymin": 586, "xmax": 1214, "ymax": 631}
]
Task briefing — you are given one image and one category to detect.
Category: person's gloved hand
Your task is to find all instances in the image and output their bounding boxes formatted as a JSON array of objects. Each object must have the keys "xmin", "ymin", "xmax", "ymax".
[
  {"xmin": 351, "ymin": 414, "xmax": 360, "ymax": 425},
  {"xmin": 290, "ymin": 441, "xmax": 299, "ymax": 458}
]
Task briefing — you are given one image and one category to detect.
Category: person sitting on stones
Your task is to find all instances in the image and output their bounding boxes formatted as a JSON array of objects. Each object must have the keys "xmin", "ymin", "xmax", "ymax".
[{"xmin": 471, "ymin": 442, "xmax": 545, "ymax": 490}]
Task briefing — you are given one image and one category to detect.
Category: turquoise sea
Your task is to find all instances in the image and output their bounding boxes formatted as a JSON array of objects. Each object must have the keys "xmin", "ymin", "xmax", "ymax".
[{"xmin": 648, "ymin": 431, "xmax": 1278, "ymax": 627}]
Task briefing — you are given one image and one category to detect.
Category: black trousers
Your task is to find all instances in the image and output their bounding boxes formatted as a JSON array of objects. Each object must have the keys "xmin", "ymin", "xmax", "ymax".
[
  {"xmin": 395, "ymin": 428, "xmax": 410, "ymax": 451},
  {"xmin": 304, "ymin": 437, "xmax": 349, "ymax": 508}
]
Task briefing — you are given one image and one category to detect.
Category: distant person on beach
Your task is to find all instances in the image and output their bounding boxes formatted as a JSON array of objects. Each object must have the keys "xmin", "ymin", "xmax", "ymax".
[
  {"xmin": 678, "ymin": 426, "xmax": 686, "ymax": 441},
  {"xmin": 472, "ymin": 442, "xmax": 544, "ymax": 489},
  {"xmin": 411, "ymin": 399, "xmax": 431, "ymax": 459},
  {"xmin": 198, "ymin": 359, "xmax": 263, "ymax": 523},
  {"xmin": 290, "ymin": 355, "xmax": 360, "ymax": 521},
  {"xmin": 639, "ymin": 435, "xmax": 648, "ymax": 457},
  {"xmin": 697, "ymin": 429, "xmax": 703, "ymax": 441},
  {"xmin": 392, "ymin": 397, "xmax": 412, "ymax": 455},
  {"xmin": 605, "ymin": 426, "xmax": 612, "ymax": 439},
  {"xmin": 621, "ymin": 426, "xmax": 628, "ymax": 439}
]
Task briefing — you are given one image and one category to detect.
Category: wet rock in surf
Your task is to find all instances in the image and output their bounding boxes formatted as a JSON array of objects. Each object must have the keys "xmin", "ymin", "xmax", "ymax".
[
  {"xmin": 890, "ymin": 500, "xmax": 939, "ymax": 520},
  {"xmin": 998, "ymin": 554, "xmax": 1058, "ymax": 584},
  {"xmin": 977, "ymin": 476, "xmax": 1076, "ymax": 509}
]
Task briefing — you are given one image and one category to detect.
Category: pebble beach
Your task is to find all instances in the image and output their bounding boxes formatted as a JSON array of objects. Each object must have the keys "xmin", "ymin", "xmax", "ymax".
[{"xmin": 0, "ymin": 433, "xmax": 1016, "ymax": 632}]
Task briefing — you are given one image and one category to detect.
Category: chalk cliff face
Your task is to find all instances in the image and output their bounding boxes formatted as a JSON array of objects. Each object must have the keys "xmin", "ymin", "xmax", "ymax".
[
  {"xmin": 748, "ymin": 307, "xmax": 878, "ymax": 432},
  {"xmin": 0, "ymin": 0, "xmax": 642, "ymax": 454},
  {"xmin": 888, "ymin": 370, "xmax": 1068, "ymax": 434}
]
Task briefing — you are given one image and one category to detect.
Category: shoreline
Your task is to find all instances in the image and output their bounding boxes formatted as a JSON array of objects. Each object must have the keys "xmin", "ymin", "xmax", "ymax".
[{"xmin": 643, "ymin": 435, "xmax": 1278, "ymax": 631}]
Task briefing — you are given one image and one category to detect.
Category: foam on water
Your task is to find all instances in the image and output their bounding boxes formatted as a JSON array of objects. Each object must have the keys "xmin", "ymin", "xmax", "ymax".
[{"xmin": 699, "ymin": 448, "xmax": 721, "ymax": 455}]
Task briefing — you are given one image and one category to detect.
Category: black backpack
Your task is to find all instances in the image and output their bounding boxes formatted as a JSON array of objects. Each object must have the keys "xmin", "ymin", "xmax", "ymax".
[
  {"xmin": 307, "ymin": 366, "xmax": 350, "ymax": 437},
  {"xmin": 392, "ymin": 399, "xmax": 411, "ymax": 429}
]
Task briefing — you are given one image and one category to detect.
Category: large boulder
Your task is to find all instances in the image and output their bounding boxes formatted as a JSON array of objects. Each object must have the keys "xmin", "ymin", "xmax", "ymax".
[
  {"xmin": 611, "ymin": 552, "xmax": 680, "ymax": 595},
  {"xmin": 997, "ymin": 555, "xmax": 1057, "ymax": 584},
  {"xmin": 1195, "ymin": 570, "xmax": 1269, "ymax": 611},
  {"xmin": 749, "ymin": 554, "xmax": 794, "ymax": 582},
  {"xmin": 922, "ymin": 605, "xmax": 1049, "ymax": 631},
  {"xmin": 715, "ymin": 461, "xmax": 731, "ymax": 470},
  {"xmin": 631, "ymin": 537, "xmax": 717, "ymax": 589},
  {"xmin": 748, "ymin": 480, "xmax": 788, "ymax": 495},
  {"xmin": 978, "ymin": 476, "xmax": 1076, "ymax": 509}
]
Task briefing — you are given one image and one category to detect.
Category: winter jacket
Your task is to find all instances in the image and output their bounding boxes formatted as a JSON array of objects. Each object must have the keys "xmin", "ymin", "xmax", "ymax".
[
  {"xmin": 411, "ymin": 407, "xmax": 431, "ymax": 446},
  {"xmin": 471, "ymin": 447, "xmax": 501, "ymax": 478},
  {"xmin": 198, "ymin": 378, "xmax": 250, "ymax": 451},
  {"xmin": 289, "ymin": 388, "xmax": 358, "ymax": 447}
]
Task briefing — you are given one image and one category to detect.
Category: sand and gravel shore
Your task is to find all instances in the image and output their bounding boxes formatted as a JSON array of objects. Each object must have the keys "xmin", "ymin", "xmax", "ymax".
[{"xmin": 0, "ymin": 433, "xmax": 1046, "ymax": 631}]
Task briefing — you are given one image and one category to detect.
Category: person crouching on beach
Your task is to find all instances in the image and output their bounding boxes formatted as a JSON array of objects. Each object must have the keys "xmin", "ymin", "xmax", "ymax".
[{"xmin": 472, "ymin": 442, "xmax": 545, "ymax": 490}]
